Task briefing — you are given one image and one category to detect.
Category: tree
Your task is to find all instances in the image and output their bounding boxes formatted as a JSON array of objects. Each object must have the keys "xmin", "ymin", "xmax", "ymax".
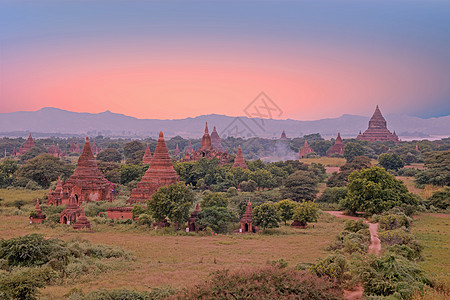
[
  {"xmin": 253, "ymin": 202, "xmax": 281, "ymax": 229},
  {"xmin": 197, "ymin": 207, "xmax": 237, "ymax": 233},
  {"xmin": 327, "ymin": 156, "xmax": 371, "ymax": 187},
  {"xmin": 19, "ymin": 146, "xmax": 46, "ymax": 162},
  {"xmin": 277, "ymin": 199, "xmax": 298, "ymax": 225},
  {"xmin": 249, "ymin": 169, "xmax": 276, "ymax": 189},
  {"xmin": 415, "ymin": 150, "xmax": 450, "ymax": 186},
  {"xmin": 16, "ymin": 154, "xmax": 74, "ymax": 188},
  {"xmin": 378, "ymin": 152, "xmax": 404, "ymax": 171},
  {"xmin": 281, "ymin": 170, "xmax": 319, "ymax": 202},
  {"xmin": 96, "ymin": 148, "xmax": 122, "ymax": 163},
  {"xmin": 120, "ymin": 164, "xmax": 146, "ymax": 184},
  {"xmin": 148, "ymin": 182, "xmax": 195, "ymax": 227},
  {"xmin": 318, "ymin": 187, "xmax": 348, "ymax": 203},
  {"xmin": 201, "ymin": 193, "xmax": 228, "ymax": 208},
  {"xmin": 239, "ymin": 179, "xmax": 257, "ymax": 192},
  {"xmin": 310, "ymin": 140, "xmax": 333, "ymax": 157},
  {"xmin": 0, "ymin": 159, "xmax": 18, "ymax": 188},
  {"xmin": 293, "ymin": 201, "xmax": 319, "ymax": 226},
  {"xmin": 123, "ymin": 141, "xmax": 145, "ymax": 163},
  {"xmin": 344, "ymin": 142, "xmax": 365, "ymax": 162},
  {"xmin": 340, "ymin": 166, "xmax": 420, "ymax": 215}
]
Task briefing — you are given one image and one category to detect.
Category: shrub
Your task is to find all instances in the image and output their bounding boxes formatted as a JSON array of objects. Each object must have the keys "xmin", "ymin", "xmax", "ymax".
[
  {"xmin": 360, "ymin": 254, "xmax": 430, "ymax": 298},
  {"xmin": 378, "ymin": 214, "xmax": 411, "ymax": 231},
  {"xmin": 425, "ymin": 187, "xmax": 450, "ymax": 210},
  {"xmin": 344, "ymin": 219, "xmax": 368, "ymax": 233},
  {"xmin": 178, "ymin": 266, "xmax": 344, "ymax": 299},
  {"xmin": 310, "ymin": 254, "xmax": 351, "ymax": 283},
  {"xmin": 0, "ymin": 267, "xmax": 56, "ymax": 300},
  {"xmin": 318, "ymin": 187, "xmax": 348, "ymax": 203}
]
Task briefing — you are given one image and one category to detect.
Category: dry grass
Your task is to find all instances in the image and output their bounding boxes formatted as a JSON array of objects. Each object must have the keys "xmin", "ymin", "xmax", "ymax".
[
  {"xmin": 412, "ymin": 213, "xmax": 450, "ymax": 287},
  {"xmin": 0, "ymin": 212, "xmax": 345, "ymax": 299},
  {"xmin": 396, "ymin": 176, "xmax": 424, "ymax": 195},
  {"xmin": 300, "ymin": 157, "xmax": 346, "ymax": 167}
]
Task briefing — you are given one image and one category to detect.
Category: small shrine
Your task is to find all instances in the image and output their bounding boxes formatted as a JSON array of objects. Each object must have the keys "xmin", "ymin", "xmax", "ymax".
[
  {"xmin": 327, "ymin": 133, "xmax": 345, "ymax": 157},
  {"xmin": 298, "ymin": 139, "xmax": 312, "ymax": 159},
  {"xmin": 232, "ymin": 145, "xmax": 248, "ymax": 169},
  {"xmin": 188, "ymin": 202, "xmax": 201, "ymax": 232},
  {"xmin": 29, "ymin": 199, "xmax": 46, "ymax": 224}
]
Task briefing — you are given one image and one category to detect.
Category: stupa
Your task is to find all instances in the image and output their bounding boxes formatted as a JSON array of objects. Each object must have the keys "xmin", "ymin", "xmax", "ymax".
[
  {"xmin": 19, "ymin": 133, "xmax": 35, "ymax": 155},
  {"xmin": 30, "ymin": 199, "xmax": 46, "ymax": 224},
  {"xmin": 142, "ymin": 144, "xmax": 152, "ymax": 164},
  {"xmin": 232, "ymin": 145, "xmax": 248, "ymax": 169},
  {"xmin": 188, "ymin": 201, "xmax": 201, "ymax": 232},
  {"xmin": 211, "ymin": 126, "xmax": 224, "ymax": 151},
  {"xmin": 280, "ymin": 130, "xmax": 288, "ymax": 140},
  {"xmin": 47, "ymin": 177, "xmax": 64, "ymax": 206},
  {"xmin": 239, "ymin": 198, "xmax": 255, "ymax": 233},
  {"xmin": 298, "ymin": 139, "xmax": 312, "ymax": 159},
  {"xmin": 72, "ymin": 208, "xmax": 92, "ymax": 230},
  {"xmin": 182, "ymin": 123, "xmax": 229, "ymax": 164},
  {"xmin": 356, "ymin": 106, "xmax": 399, "ymax": 142},
  {"xmin": 47, "ymin": 141, "xmax": 64, "ymax": 158},
  {"xmin": 57, "ymin": 137, "xmax": 113, "ymax": 204},
  {"xmin": 327, "ymin": 133, "xmax": 345, "ymax": 157},
  {"xmin": 127, "ymin": 131, "xmax": 179, "ymax": 204},
  {"xmin": 173, "ymin": 144, "xmax": 180, "ymax": 157}
]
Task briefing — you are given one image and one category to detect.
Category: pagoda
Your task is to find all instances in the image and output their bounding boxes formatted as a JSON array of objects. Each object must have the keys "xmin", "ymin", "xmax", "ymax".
[
  {"xmin": 280, "ymin": 130, "xmax": 288, "ymax": 140},
  {"xmin": 127, "ymin": 131, "xmax": 179, "ymax": 204},
  {"xmin": 30, "ymin": 199, "xmax": 46, "ymax": 224},
  {"xmin": 211, "ymin": 126, "xmax": 224, "ymax": 151},
  {"xmin": 232, "ymin": 145, "xmax": 248, "ymax": 169},
  {"xmin": 298, "ymin": 139, "xmax": 312, "ymax": 159},
  {"xmin": 56, "ymin": 137, "xmax": 113, "ymax": 205},
  {"xmin": 356, "ymin": 106, "xmax": 399, "ymax": 142},
  {"xmin": 47, "ymin": 141, "xmax": 64, "ymax": 158},
  {"xmin": 188, "ymin": 202, "xmax": 201, "ymax": 232},
  {"xmin": 240, "ymin": 198, "xmax": 254, "ymax": 233},
  {"xmin": 60, "ymin": 195, "xmax": 82, "ymax": 225},
  {"xmin": 19, "ymin": 133, "xmax": 35, "ymax": 155},
  {"xmin": 327, "ymin": 133, "xmax": 345, "ymax": 157},
  {"xmin": 173, "ymin": 144, "xmax": 180, "ymax": 157},
  {"xmin": 182, "ymin": 123, "xmax": 229, "ymax": 164},
  {"xmin": 69, "ymin": 141, "xmax": 77, "ymax": 153},
  {"xmin": 142, "ymin": 144, "xmax": 152, "ymax": 164},
  {"xmin": 72, "ymin": 208, "xmax": 92, "ymax": 230},
  {"xmin": 47, "ymin": 177, "xmax": 64, "ymax": 206}
]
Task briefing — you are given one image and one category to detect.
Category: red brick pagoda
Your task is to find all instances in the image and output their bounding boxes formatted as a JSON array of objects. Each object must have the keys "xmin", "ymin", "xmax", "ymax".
[
  {"xmin": 240, "ymin": 198, "xmax": 255, "ymax": 233},
  {"xmin": 327, "ymin": 133, "xmax": 345, "ymax": 157},
  {"xmin": 18, "ymin": 133, "xmax": 35, "ymax": 155},
  {"xmin": 60, "ymin": 195, "xmax": 82, "ymax": 225},
  {"xmin": 357, "ymin": 106, "xmax": 399, "ymax": 142},
  {"xmin": 280, "ymin": 130, "xmax": 288, "ymax": 140},
  {"xmin": 232, "ymin": 145, "xmax": 248, "ymax": 169},
  {"xmin": 188, "ymin": 201, "xmax": 201, "ymax": 232},
  {"xmin": 127, "ymin": 131, "xmax": 179, "ymax": 204},
  {"xmin": 298, "ymin": 139, "xmax": 312, "ymax": 159},
  {"xmin": 30, "ymin": 199, "xmax": 46, "ymax": 224},
  {"xmin": 47, "ymin": 141, "xmax": 65, "ymax": 158},
  {"xmin": 211, "ymin": 126, "xmax": 224, "ymax": 151},
  {"xmin": 142, "ymin": 144, "xmax": 152, "ymax": 164},
  {"xmin": 72, "ymin": 208, "xmax": 92, "ymax": 230},
  {"xmin": 47, "ymin": 177, "xmax": 64, "ymax": 206}
]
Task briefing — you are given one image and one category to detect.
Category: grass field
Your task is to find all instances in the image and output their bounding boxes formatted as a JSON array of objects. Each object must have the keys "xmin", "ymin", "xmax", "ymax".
[
  {"xmin": 412, "ymin": 213, "xmax": 450, "ymax": 287},
  {"xmin": 0, "ymin": 212, "xmax": 345, "ymax": 299},
  {"xmin": 300, "ymin": 157, "xmax": 346, "ymax": 167}
]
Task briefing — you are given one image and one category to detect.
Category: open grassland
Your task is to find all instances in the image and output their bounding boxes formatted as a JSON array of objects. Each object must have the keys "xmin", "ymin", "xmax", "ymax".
[
  {"xmin": 0, "ymin": 213, "xmax": 344, "ymax": 299},
  {"xmin": 396, "ymin": 177, "xmax": 445, "ymax": 200},
  {"xmin": 412, "ymin": 213, "xmax": 450, "ymax": 286},
  {"xmin": 300, "ymin": 157, "xmax": 346, "ymax": 167}
]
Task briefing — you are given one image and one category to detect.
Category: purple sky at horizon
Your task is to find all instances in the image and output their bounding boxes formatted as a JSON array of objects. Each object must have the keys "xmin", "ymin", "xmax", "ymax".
[{"xmin": 1, "ymin": 0, "xmax": 449, "ymax": 120}]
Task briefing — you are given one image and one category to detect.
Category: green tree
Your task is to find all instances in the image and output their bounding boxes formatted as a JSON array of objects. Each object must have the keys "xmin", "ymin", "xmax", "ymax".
[
  {"xmin": 201, "ymin": 192, "xmax": 228, "ymax": 208},
  {"xmin": 340, "ymin": 166, "xmax": 419, "ymax": 215},
  {"xmin": 281, "ymin": 170, "xmax": 319, "ymax": 201},
  {"xmin": 253, "ymin": 202, "xmax": 281, "ymax": 229},
  {"xmin": 16, "ymin": 154, "xmax": 74, "ymax": 188},
  {"xmin": 378, "ymin": 152, "xmax": 404, "ymax": 171},
  {"xmin": 344, "ymin": 142, "xmax": 365, "ymax": 162},
  {"xmin": 120, "ymin": 164, "xmax": 146, "ymax": 184},
  {"xmin": 96, "ymin": 148, "xmax": 122, "ymax": 163},
  {"xmin": 277, "ymin": 199, "xmax": 298, "ymax": 225},
  {"xmin": 425, "ymin": 187, "xmax": 450, "ymax": 209},
  {"xmin": 197, "ymin": 206, "xmax": 237, "ymax": 233},
  {"xmin": 311, "ymin": 140, "xmax": 333, "ymax": 157},
  {"xmin": 327, "ymin": 156, "xmax": 371, "ymax": 187},
  {"xmin": 239, "ymin": 179, "xmax": 257, "ymax": 192},
  {"xmin": 0, "ymin": 159, "xmax": 18, "ymax": 188},
  {"xmin": 318, "ymin": 187, "xmax": 348, "ymax": 203},
  {"xmin": 19, "ymin": 146, "xmax": 46, "ymax": 162},
  {"xmin": 293, "ymin": 201, "xmax": 319, "ymax": 226},
  {"xmin": 415, "ymin": 150, "xmax": 450, "ymax": 186},
  {"xmin": 148, "ymin": 182, "xmax": 195, "ymax": 227},
  {"xmin": 249, "ymin": 169, "xmax": 276, "ymax": 189}
]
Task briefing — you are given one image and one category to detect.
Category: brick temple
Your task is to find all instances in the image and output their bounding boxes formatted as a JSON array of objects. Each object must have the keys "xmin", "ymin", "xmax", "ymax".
[
  {"xmin": 327, "ymin": 133, "xmax": 345, "ymax": 157},
  {"xmin": 142, "ymin": 144, "xmax": 152, "ymax": 164},
  {"xmin": 18, "ymin": 133, "xmax": 35, "ymax": 155},
  {"xmin": 127, "ymin": 131, "xmax": 179, "ymax": 204},
  {"xmin": 232, "ymin": 145, "xmax": 248, "ymax": 169},
  {"xmin": 357, "ymin": 106, "xmax": 399, "ymax": 142},
  {"xmin": 298, "ymin": 139, "xmax": 312, "ymax": 159}
]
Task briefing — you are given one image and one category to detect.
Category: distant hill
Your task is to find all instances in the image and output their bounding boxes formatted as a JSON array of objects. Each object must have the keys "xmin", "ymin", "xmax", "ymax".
[{"xmin": 0, "ymin": 107, "xmax": 449, "ymax": 140}]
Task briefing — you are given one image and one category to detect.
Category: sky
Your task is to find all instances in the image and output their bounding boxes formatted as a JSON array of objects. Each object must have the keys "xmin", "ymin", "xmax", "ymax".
[{"xmin": 1, "ymin": 0, "xmax": 449, "ymax": 120}]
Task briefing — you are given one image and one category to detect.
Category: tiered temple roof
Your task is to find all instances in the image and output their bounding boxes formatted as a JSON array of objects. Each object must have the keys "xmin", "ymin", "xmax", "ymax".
[
  {"xmin": 58, "ymin": 137, "xmax": 113, "ymax": 204},
  {"xmin": 19, "ymin": 133, "xmax": 35, "ymax": 155},
  {"xmin": 240, "ymin": 198, "xmax": 254, "ymax": 233},
  {"xmin": 327, "ymin": 133, "xmax": 345, "ymax": 157},
  {"xmin": 211, "ymin": 126, "xmax": 224, "ymax": 151},
  {"xmin": 72, "ymin": 208, "xmax": 91, "ymax": 230},
  {"xmin": 142, "ymin": 144, "xmax": 152, "ymax": 164},
  {"xmin": 356, "ymin": 106, "xmax": 399, "ymax": 142},
  {"xmin": 233, "ymin": 145, "xmax": 248, "ymax": 169},
  {"xmin": 127, "ymin": 131, "xmax": 179, "ymax": 204},
  {"xmin": 30, "ymin": 199, "xmax": 46, "ymax": 223},
  {"xmin": 298, "ymin": 139, "xmax": 312, "ymax": 159},
  {"xmin": 200, "ymin": 122, "xmax": 213, "ymax": 151},
  {"xmin": 47, "ymin": 141, "xmax": 64, "ymax": 157}
]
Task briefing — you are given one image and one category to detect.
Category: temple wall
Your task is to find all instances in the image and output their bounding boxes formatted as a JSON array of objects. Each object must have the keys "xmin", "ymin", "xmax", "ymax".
[{"xmin": 108, "ymin": 210, "xmax": 133, "ymax": 219}]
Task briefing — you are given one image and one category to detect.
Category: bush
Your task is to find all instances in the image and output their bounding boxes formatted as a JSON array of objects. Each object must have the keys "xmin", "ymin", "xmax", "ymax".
[
  {"xmin": 178, "ymin": 266, "xmax": 344, "ymax": 299},
  {"xmin": 378, "ymin": 214, "xmax": 411, "ymax": 231},
  {"xmin": 0, "ymin": 267, "xmax": 56, "ymax": 300},
  {"xmin": 310, "ymin": 254, "xmax": 351, "ymax": 283},
  {"xmin": 360, "ymin": 254, "xmax": 430, "ymax": 298},
  {"xmin": 67, "ymin": 287, "xmax": 175, "ymax": 300},
  {"xmin": 318, "ymin": 187, "xmax": 348, "ymax": 203},
  {"xmin": 344, "ymin": 219, "xmax": 368, "ymax": 233},
  {"xmin": 425, "ymin": 187, "xmax": 450, "ymax": 210}
]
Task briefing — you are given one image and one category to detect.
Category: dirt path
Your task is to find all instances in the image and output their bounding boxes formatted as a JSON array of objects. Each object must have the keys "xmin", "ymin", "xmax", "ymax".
[{"xmin": 324, "ymin": 211, "xmax": 381, "ymax": 300}]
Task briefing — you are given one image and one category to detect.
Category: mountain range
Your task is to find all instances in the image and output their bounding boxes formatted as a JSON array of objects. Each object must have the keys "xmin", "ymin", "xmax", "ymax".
[{"xmin": 0, "ymin": 107, "xmax": 449, "ymax": 140}]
